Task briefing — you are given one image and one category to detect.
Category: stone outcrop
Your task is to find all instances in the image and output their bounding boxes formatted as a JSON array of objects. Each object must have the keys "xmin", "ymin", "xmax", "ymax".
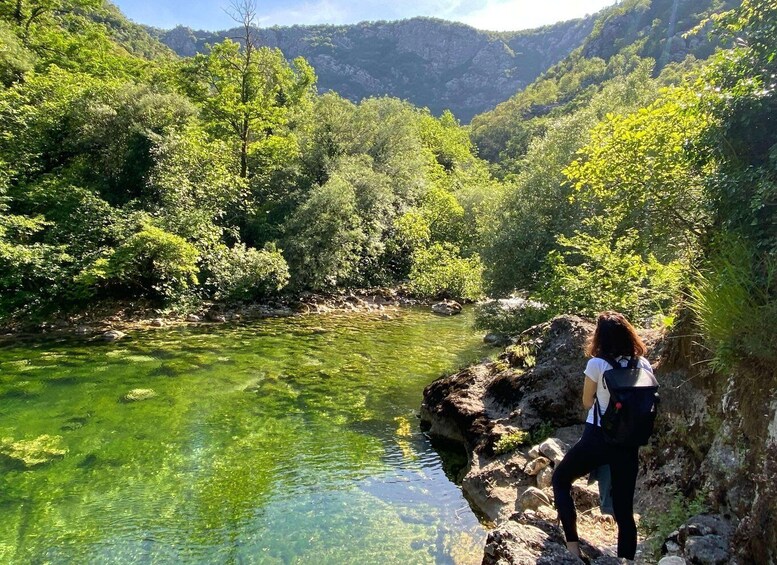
[
  {"xmin": 421, "ymin": 316, "xmax": 595, "ymax": 455},
  {"xmin": 420, "ymin": 316, "xmax": 613, "ymax": 525},
  {"xmin": 421, "ymin": 310, "xmax": 777, "ymax": 562}
]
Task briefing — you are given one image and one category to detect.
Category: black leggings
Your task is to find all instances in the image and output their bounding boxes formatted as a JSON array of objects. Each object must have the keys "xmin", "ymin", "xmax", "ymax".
[{"xmin": 552, "ymin": 423, "xmax": 640, "ymax": 559}]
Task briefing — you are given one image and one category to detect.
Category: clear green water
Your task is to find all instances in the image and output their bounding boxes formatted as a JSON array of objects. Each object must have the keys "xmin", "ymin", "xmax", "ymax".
[{"xmin": 0, "ymin": 308, "xmax": 491, "ymax": 564}]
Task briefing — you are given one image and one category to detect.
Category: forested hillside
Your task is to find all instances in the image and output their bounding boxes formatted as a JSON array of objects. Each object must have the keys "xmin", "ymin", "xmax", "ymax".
[{"xmin": 150, "ymin": 17, "xmax": 596, "ymax": 122}]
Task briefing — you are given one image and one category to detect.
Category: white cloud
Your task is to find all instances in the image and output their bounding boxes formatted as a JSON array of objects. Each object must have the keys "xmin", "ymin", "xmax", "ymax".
[{"xmin": 454, "ymin": 0, "xmax": 617, "ymax": 31}]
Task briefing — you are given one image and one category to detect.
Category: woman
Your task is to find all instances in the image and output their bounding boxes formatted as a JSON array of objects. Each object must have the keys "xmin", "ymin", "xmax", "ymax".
[{"xmin": 552, "ymin": 311, "xmax": 654, "ymax": 561}]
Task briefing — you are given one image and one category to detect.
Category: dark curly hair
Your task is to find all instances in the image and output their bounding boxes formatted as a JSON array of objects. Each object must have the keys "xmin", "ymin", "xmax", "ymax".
[{"xmin": 586, "ymin": 311, "xmax": 647, "ymax": 358}]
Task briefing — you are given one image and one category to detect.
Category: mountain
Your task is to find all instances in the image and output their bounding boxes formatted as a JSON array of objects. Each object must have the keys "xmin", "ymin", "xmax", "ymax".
[
  {"xmin": 150, "ymin": 17, "xmax": 597, "ymax": 123},
  {"xmin": 469, "ymin": 0, "xmax": 742, "ymax": 165}
]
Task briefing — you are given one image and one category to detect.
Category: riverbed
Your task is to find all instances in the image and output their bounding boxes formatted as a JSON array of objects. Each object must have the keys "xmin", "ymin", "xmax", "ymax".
[{"xmin": 0, "ymin": 308, "xmax": 491, "ymax": 564}]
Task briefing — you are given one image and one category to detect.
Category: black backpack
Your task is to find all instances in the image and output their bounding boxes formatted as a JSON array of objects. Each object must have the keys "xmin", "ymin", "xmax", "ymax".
[{"xmin": 593, "ymin": 356, "xmax": 660, "ymax": 447}]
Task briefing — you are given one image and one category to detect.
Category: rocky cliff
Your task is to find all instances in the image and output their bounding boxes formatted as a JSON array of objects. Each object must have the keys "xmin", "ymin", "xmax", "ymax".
[
  {"xmin": 150, "ymin": 17, "xmax": 595, "ymax": 122},
  {"xmin": 420, "ymin": 315, "xmax": 774, "ymax": 563}
]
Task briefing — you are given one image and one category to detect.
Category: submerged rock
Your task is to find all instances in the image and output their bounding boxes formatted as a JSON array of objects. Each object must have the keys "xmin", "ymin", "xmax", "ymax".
[
  {"xmin": 121, "ymin": 388, "xmax": 157, "ymax": 402},
  {"xmin": 0, "ymin": 434, "xmax": 67, "ymax": 468}
]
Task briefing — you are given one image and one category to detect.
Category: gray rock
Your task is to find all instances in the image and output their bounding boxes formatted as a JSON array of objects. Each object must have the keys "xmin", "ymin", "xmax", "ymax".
[
  {"xmin": 539, "ymin": 437, "xmax": 568, "ymax": 465},
  {"xmin": 684, "ymin": 535, "xmax": 729, "ymax": 565},
  {"xmin": 101, "ymin": 330, "xmax": 126, "ymax": 342},
  {"xmin": 151, "ymin": 318, "xmax": 164, "ymax": 327},
  {"xmin": 658, "ymin": 557, "xmax": 687, "ymax": 565},
  {"xmin": 431, "ymin": 300, "xmax": 462, "ymax": 316},
  {"xmin": 186, "ymin": 314, "xmax": 201, "ymax": 322},
  {"xmin": 663, "ymin": 540, "xmax": 681, "ymax": 554},
  {"xmin": 75, "ymin": 326, "xmax": 93, "ymax": 336},
  {"xmin": 528, "ymin": 444, "xmax": 542, "ymax": 459},
  {"xmin": 483, "ymin": 517, "xmax": 603, "ymax": 564},
  {"xmin": 484, "ymin": 333, "xmax": 511, "ymax": 346},
  {"xmin": 517, "ymin": 486, "xmax": 551, "ymax": 511},
  {"xmin": 523, "ymin": 456, "xmax": 551, "ymax": 476},
  {"xmin": 536, "ymin": 466, "xmax": 554, "ymax": 489},
  {"xmin": 571, "ymin": 479, "xmax": 600, "ymax": 512}
]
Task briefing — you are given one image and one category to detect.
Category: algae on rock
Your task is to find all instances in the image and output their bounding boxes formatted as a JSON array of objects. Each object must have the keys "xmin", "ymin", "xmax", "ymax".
[{"xmin": 0, "ymin": 434, "xmax": 68, "ymax": 468}]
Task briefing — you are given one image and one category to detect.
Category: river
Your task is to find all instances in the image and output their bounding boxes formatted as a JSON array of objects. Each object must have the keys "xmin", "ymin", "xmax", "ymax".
[{"xmin": 0, "ymin": 308, "xmax": 491, "ymax": 564}]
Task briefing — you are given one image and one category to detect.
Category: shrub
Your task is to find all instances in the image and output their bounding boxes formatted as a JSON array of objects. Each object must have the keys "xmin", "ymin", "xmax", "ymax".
[
  {"xmin": 107, "ymin": 225, "xmax": 199, "ymax": 300},
  {"xmin": 539, "ymin": 228, "xmax": 685, "ymax": 322},
  {"xmin": 639, "ymin": 490, "xmax": 706, "ymax": 559},
  {"xmin": 474, "ymin": 297, "xmax": 550, "ymax": 335},
  {"xmin": 206, "ymin": 243, "xmax": 290, "ymax": 301},
  {"xmin": 408, "ymin": 243, "xmax": 484, "ymax": 301},
  {"xmin": 493, "ymin": 430, "xmax": 530, "ymax": 455},
  {"xmin": 689, "ymin": 235, "xmax": 777, "ymax": 372}
]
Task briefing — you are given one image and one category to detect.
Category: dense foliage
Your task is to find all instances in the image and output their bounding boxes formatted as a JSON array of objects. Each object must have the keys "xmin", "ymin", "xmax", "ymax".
[{"xmin": 0, "ymin": 0, "xmax": 489, "ymax": 321}]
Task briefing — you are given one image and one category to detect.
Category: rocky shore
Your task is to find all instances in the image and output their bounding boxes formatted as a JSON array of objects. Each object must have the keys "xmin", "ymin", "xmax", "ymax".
[
  {"xmin": 420, "ymin": 315, "xmax": 755, "ymax": 564},
  {"xmin": 0, "ymin": 288, "xmax": 438, "ymax": 341}
]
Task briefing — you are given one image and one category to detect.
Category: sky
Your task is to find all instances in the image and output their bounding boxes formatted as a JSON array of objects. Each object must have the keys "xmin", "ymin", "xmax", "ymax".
[{"xmin": 112, "ymin": 0, "xmax": 619, "ymax": 32}]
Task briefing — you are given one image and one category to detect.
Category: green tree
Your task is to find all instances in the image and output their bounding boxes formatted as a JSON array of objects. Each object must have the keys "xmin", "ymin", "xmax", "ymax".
[{"xmin": 181, "ymin": 1, "xmax": 315, "ymax": 179}]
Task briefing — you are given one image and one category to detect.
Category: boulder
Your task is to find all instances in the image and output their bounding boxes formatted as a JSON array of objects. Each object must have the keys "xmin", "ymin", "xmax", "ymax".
[
  {"xmin": 660, "ymin": 514, "xmax": 735, "ymax": 565},
  {"xmin": 537, "ymin": 466, "xmax": 554, "ymax": 489},
  {"xmin": 523, "ymin": 456, "xmax": 551, "ymax": 476},
  {"xmin": 462, "ymin": 451, "xmax": 532, "ymax": 521},
  {"xmin": 431, "ymin": 300, "xmax": 462, "ymax": 316},
  {"xmin": 658, "ymin": 557, "xmax": 687, "ymax": 565},
  {"xmin": 539, "ymin": 438, "xmax": 568, "ymax": 465},
  {"xmin": 571, "ymin": 479, "xmax": 601, "ymax": 512},
  {"xmin": 685, "ymin": 536, "xmax": 729, "ymax": 565},
  {"xmin": 151, "ymin": 318, "xmax": 164, "ymax": 327},
  {"xmin": 101, "ymin": 329, "xmax": 126, "ymax": 342},
  {"xmin": 517, "ymin": 486, "xmax": 552, "ymax": 511},
  {"xmin": 484, "ymin": 333, "xmax": 511, "ymax": 346},
  {"xmin": 420, "ymin": 316, "xmax": 596, "ymax": 521},
  {"xmin": 186, "ymin": 314, "xmax": 201, "ymax": 322},
  {"xmin": 483, "ymin": 517, "xmax": 600, "ymax": 564}
]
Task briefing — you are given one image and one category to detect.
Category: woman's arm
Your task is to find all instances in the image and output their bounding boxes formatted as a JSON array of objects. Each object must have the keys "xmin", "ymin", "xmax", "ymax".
[{"xmin": 582, "ymin": 377, "xmax": 597, "ymax": 410}]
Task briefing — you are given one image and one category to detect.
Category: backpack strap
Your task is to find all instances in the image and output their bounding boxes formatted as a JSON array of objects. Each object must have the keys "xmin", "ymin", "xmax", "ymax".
[{"xmin": 593, "ymin": 396, "xmax": 603, "ymax": 427}]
